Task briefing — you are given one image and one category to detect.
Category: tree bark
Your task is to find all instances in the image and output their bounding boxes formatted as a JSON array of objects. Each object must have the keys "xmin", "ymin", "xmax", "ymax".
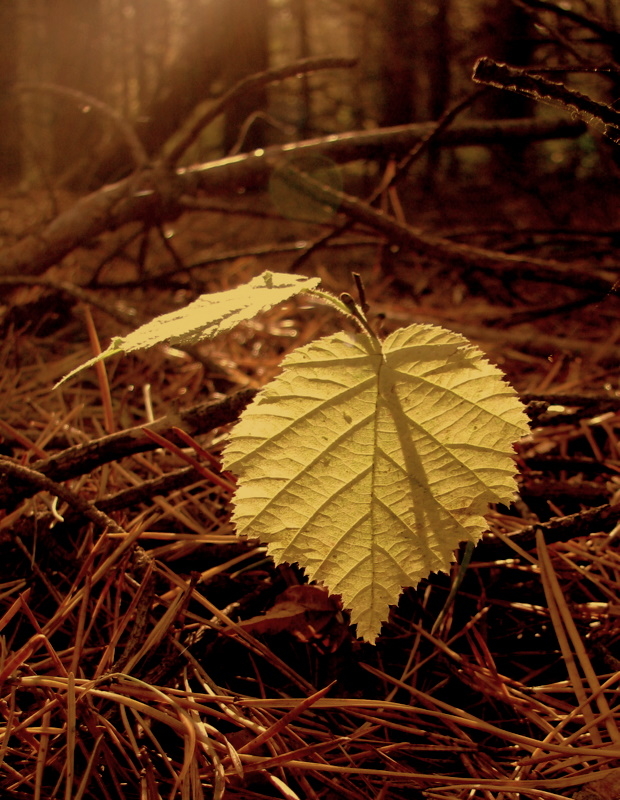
[
  {"xmin": 222, "ymin": 0, "xmax": 269, "ymax": 152},
  {"xmin": 0, "ymin": 0, "xmax": 21, "ymax": 185},
  {"xmin": 379, "ymin": 0, "xmax": 418, "ymax": 126},
  {"xmin": 46, "ymin": 0, "xmax": 104, "ymax": 180}
]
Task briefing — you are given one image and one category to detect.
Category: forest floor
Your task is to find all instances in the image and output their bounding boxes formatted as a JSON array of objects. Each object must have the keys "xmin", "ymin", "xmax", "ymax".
[{"xmin": 2, "ymin": 159, "xmax": 620, "ymax": 799}]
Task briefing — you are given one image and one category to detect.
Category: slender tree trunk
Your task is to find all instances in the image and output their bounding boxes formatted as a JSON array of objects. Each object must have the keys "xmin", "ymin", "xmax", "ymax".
[
  {"xmin": 46, "ymin": 0, "xmax": 104, "ymax": 179},
  {"xmin": 293, "ymin": 0, "xmax": 311, "ymax": 140},
  {"xmin": 0, "ymin": 0, "xmax": 21, "ymax": 185},
  {"xmin": 427, "ymin": 0, "xmax": 451, "ymax": 122},
  {"xmin": 476, "ymin": 1, "xmax": 535, "ymax": 167},
  {"xmin": 94, "ymin": 0, "xmax": 269, "ymax": 183},
  {"xmin": 222, "ymin": 0, "xmax": 269, "ymax": 152},
  {"xmin": 378, "ymin": 0, "xmax": 418, "ymax": 126},
  {"xmin": 425, "ymin": 0, "xmax": 452, "ymax": 184}
]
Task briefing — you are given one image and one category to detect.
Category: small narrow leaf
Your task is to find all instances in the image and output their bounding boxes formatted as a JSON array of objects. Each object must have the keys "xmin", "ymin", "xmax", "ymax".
[
  {"xmin": 54, "ymin": 338, "xmax": 125, "ymax": 388},
  {"xmin": 223, "ymin": 323, "xmax": 529, "ymax": 643},
  {"xmin": 117, "ymin": 271, "xmax": 320, "ymax": 351},
  {"xmin": 55, "ymin": 272, "xmax": 320, "ymax": 387}
]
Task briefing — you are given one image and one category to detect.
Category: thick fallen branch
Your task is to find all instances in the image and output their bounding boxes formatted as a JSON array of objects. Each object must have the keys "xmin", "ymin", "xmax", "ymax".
[
  {"xmin": 185, "ymin": 115, "xmax": 585, "ymax": 191},
  {"xmin": 0, "ymin": 116, "xmax": 584, "ymax": 279},
  {"xmin": 279, "ymin": 165, "xmax": 617, "ymax": 294}
]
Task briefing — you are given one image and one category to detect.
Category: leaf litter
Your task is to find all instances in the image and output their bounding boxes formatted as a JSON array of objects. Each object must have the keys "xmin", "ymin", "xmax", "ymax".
[{"xmin": 2, "ymin": 254, "xmax": 620, "ymax": 800}]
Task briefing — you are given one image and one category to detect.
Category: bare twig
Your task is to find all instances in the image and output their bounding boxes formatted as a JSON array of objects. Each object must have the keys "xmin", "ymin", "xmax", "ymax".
[
  {"xmin": 473, "ymin": 58, "xmax": 620, "ymax": 140},
  {"xmin": 159, "ymin": 56, "xmax": 358, "ymax": 166},
  {"xmin": 0, "ymin": 459, "xmax": 126, "ymax": 533},
  {"xmin": 16, "ymin": 81, "xmax": 149, "ymax": 168},
  {"xmin": 515, "ymin": 0, "xmax": 620, "ymax": 50},
  {"xmin": 0, "ymin": 389, "xmax": 257, "ymax": 509},
  {"xmin": 290, "ymin": 90, "xmax": 484, "ymax": 271}
]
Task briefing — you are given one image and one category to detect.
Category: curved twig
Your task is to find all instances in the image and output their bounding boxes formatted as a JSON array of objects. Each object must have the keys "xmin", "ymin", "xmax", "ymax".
[
  {"xmin": 0, "ymin": 459, "xmax": 126, "ymax": 534},
  {"xmin": 159, "ymin": 56, "xmax": 358, "ymax": 167},
  {"xmin": 16, "ymin": 81, "xmax": 149, "ymax": 169}
]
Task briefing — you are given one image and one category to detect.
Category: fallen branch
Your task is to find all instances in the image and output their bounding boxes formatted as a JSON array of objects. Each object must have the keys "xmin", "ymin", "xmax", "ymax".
[
  {"xmin": 0, "ymin": 460, "xmax": 127, "ymax": 534},
  {"xmin": 473, "ymin": 57, "xmax": 620, "ymax": 141},
  {"xmin": 0, "ymin": 116, "xmax": 585, "ymax": 279},
  {"xmin": 477, "ymin": 502, "xmax": 620, "ymax": 558},
  {"xmin": 279, "ymin": 165, "xmax": 617, "ymax": 294},
  {"xmin": 0, "ymin": 389, "xmax": 256, "ymax": 509}
]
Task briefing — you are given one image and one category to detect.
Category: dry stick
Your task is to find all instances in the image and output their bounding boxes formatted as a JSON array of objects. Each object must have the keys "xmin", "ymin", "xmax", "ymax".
[
  {"xmin": 475, "ymin": 502, "xmax": 620, "ymax": 559},
  {"xmin": 15, "ymin": 82, "xmax": 149, "ymax": 169},
  {"xmin": 473, "ymin": 57, "xmax": 620, "ymax": 141},
  {"xmin": 82, "ymin": 465, "xmax": 204, "ymax": 515},
  {"xmin": 278, "ymin": 164, "xmax": 617, "ymax": 294},
  {"xmin": 376, "ymin": 91, "xmax": 487, "ymax": 194},
  {"xmin": 159, "ymin": 56, "xmax": 358, "ymax": 167},
  {"xmin": 0, "ymin": 460, "xmax": 125, "ymax": 534},
  {"xmin": 11, "ymin": 464, "xmax": 230, "ymax": 544},
  {"xmin": 0, "ymin": 276, "xmax": 138, "ymax": 326},
  {"xmin": 0, "ymin": 389, "xmax": 256, "ymax": 509},
  {"xmin": 290, "ymin": 91, "xmax": 484, "ymax": 272}
]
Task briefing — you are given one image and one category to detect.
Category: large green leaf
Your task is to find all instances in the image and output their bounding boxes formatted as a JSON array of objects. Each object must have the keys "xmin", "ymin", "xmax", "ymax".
[
  {"xmin": 55, "ymin": 271, "xmax": 320, "ymax": 387},
  {"xmin": 223, "ymin": 323, "xmax": 529, "ymax": 643}
]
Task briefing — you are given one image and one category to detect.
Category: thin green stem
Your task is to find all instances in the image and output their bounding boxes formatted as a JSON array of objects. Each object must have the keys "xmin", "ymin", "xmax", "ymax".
[
  {"xmin": 306, "ymin": 289, "xmax": 380, "ymax": 343},
  {"xmin": 430, "ymin": 540, "xmax": 475, "ymax": 637}
]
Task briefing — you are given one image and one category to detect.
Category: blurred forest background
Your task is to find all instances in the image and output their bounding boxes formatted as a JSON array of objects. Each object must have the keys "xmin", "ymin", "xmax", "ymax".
[{"xmin": 2, "ymin": 0, "xmax": 619, "ymax": 191}]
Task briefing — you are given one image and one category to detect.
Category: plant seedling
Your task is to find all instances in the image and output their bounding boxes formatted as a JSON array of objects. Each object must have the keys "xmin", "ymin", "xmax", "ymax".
[{"xmin": 57, "ymin": 271, "xmax": 529, "ymax": 642}]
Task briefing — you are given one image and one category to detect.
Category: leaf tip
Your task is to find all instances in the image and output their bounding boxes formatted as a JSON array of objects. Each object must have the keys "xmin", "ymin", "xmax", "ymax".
[{"xmin": 52, "ymin": 341, "xmax": 123, "ymax": 389}]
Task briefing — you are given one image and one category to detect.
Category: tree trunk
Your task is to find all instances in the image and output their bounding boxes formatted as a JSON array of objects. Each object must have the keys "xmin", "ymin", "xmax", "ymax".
[
  {"xmin": 0, "ymin": 0, "xmax": 21, "ymax": 185},
  {"xmin": 221, "ymin": 0, "xmax": 269, "ymax": 152},
  {"xmin": 46, "ymin": 0, "xmax": 104, "ymax": 179},
  {"xmin": 378, "ymin": 0, "xmax": 418, "ymax": 126},
  {"xmin": 475, "ymin": 0, "xmax": 536, "ymax": 168},
  {"xmin": 94, "ymin": 0, "xmax": 269, "ymax": 183},
  {"xmin": 291, "ymin": 0, "xmax": 311, "ymax": 140}
]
